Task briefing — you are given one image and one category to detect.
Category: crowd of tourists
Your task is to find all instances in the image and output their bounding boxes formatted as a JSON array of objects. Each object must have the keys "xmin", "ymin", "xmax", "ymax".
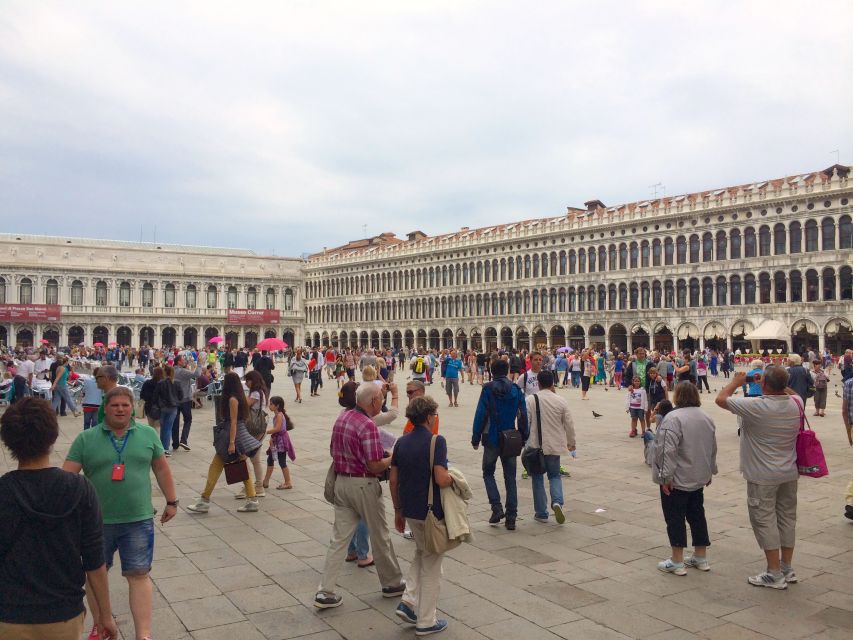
[{"xmin": 1, "ymin": 339, "xmax": 852, "ymax": 638}]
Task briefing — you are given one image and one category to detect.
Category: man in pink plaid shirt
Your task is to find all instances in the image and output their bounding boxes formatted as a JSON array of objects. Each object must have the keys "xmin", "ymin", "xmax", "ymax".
[{"xmin": 315, "ymin": 383, "xmax": 405, "ymax": 609}]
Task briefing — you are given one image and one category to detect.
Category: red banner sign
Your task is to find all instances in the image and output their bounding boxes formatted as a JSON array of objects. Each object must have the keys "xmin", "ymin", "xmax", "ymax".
[
  {"xmin": 0, "ymin": 304, "xmax": 62, "ymax": 322},
  {"xmin": 227, "ymin": 309, "xmax": 281, "ymax": 325}
]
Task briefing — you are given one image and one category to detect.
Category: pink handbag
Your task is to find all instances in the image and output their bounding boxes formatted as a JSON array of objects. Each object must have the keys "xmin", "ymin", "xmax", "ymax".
[{"xmin": 793, "ymin": 398, "xmax": 829, "ymax": 478}]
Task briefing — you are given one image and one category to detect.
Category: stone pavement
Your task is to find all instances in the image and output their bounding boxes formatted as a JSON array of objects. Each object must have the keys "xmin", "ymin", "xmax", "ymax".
[{"xmin": 3, "ymin": 370, "xmax": 853, "ymax": 640}]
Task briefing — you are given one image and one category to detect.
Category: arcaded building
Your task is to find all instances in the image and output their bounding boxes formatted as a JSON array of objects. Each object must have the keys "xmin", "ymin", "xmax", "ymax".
[
  {"xmin": 0, "ymin": 235, "xmax": 304, "ymax": 349},
  {"xmin": 303, "ymin": 165, "xmax": 853, "ymax": 355}
]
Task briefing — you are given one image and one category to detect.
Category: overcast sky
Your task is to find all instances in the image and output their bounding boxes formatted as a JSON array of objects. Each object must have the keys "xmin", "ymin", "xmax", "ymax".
[{"xmin": 1, "ymin": 1, "xmax": 851, "ymax": 256}]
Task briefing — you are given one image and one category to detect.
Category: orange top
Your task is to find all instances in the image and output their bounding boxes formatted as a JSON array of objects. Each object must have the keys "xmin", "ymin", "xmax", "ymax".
[{"xmin": 403, "ymin": 417, "xmax": 440, "ymax": 435}]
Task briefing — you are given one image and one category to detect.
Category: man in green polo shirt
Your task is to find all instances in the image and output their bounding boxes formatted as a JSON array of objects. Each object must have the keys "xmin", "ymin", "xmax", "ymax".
[{"xmin": 64, "ymin": 386, "xmax": 177, "ymax": 640}]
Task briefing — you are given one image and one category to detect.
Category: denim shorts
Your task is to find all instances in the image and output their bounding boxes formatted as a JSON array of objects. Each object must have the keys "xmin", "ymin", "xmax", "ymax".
[
  {"xmin": 629, "ymin": 408, "xmax": 645, "ymax": 419},
  {"xmin": 103, "ymin": 519, "xmax": 155, "ymax": 575}
]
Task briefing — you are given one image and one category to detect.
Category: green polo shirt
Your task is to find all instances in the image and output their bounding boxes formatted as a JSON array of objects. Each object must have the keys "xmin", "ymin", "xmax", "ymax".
[{"xmin": 66, "ymin": 421, "xmax": 164, "ymax": 525}]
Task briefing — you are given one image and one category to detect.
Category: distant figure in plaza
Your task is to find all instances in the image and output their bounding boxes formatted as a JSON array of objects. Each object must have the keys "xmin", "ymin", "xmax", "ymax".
[
  {"xmin": 1, "ymin": 398, "xmax": 118, "ymax": 640},
  {"xmin": 253, "ymin": 350, "xmax": 275, "ymax": 389},
  {"xmin": 170, "ymin": 355, "xmax": 200, "ymax": 452},
  {"xmin": 842, "ymin": 375, "xmax": 853, "ymax": 522},
  {"xmin": 649, "ymin": 382, "xmax": 717, "ymax": 576},
  {"xmin": 517, "ymin": 352, "xmax": 543, "ymax": 397},
  {"xmin": 239, "ymin": 370, "xmax": 269, "ymax": 499},
  {"xmin": 153, "ymin": 365, "xmax": 181, "ymax": 456},
  {"xmin": 288, "ymin": 349, "xmax": 309, "ymax": 403},
  {"xmin": 742, "ymin": 359, "xmax": 764, "ymax": 397},
  {"xmin": 139, "ymin": 367, "xmax": 162, "ymax": 430},
  {"xmin": 785, "ymin": 354, "xmax": 812, "ymax": 406},
  {"xmin": 315, "ymin": 383, "xmax": 404, "ymax": 609},
  {"xmin": 526, "ymin": 371, "xmax": 575, "ymax": 525},
  {"xmin": 51, "ymin": 355, "xmax": 81, "ymax": 418},
  {"xmin": 81, "ymin": 366, "xmax": 104, "ymax": 430},
  {"xmin": 471, "ymin": 358, "xmax": 528, "ymax": 531},
  {"xmin": 186, "ymin": 372, "xmax": 261, "ymax": 514},
  {"xmin": 626, "ymin": 376, "xmax": 649, "ymax": 438},
  {"xmin": 262, "ymin": 396, "xmax": 295, "ymax": 490},
  {"xmin": 716, "ymin": 367, "xmax": 801, "ymax": 589},
  {"xmin": 810, "ymin": 360, "xmax": 828, "ymax": 417},
  {"xmin": 443, "ymin": 348, "xmax": 464, "ymax": 407},
  {"xmin": 390, "ymin": 395, "xmax": 452, "ymax": 636},
  {"xmin": 63, "ymin": 386, "xmax": 177, "ymax": 640}
]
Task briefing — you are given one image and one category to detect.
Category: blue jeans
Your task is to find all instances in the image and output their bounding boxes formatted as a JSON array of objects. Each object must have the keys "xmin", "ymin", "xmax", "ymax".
[
  {"xmin": 482, "ymin": 445, "xmax": 518, "ymax": 518},
  {"xmin": 103, "ymin": 519, "xmax": 155, "ymax": 576},
  {"xmin": 571, "ymin": 371, "xmax": 581, "ymax": 388},
  {"xmin": 531, "ymin": 455, "xmax": 564, "ymax": 519},
  {"xmin": 83, "ymin": 409, "xmax": 99, "ymax": 429},
  {"xmin": 159, "ymin": 408, "xmax": 177, "ymax": 451},
  {"xmin": 347, "ymin": 519, "xmax": 370, "ymax": 560}
]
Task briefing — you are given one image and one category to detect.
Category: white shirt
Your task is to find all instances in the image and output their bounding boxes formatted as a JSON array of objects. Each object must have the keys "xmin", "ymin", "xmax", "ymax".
[
  {"xmin": 17, "ymin": 359, "xmax": 35, "ymax": 381},
  {"xmin": 33, "ymin": 358, "xmax": 52, "ymax": 379},
  {"xmin": 517, "ymin": 370, "xmax": 541, "ymax": 397}
]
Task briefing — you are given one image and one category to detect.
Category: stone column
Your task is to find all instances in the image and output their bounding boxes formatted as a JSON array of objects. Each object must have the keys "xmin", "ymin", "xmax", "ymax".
[
  {"xmin": 699, "ymin": 336, "xmax": 705, "ymax": 352},
  {"xmin": 786, "ymin": 276, "xmax": 792, "ymax": 303},
  {"xmin": 627, "ymin": 334, "xmax": 633, "ymax": 353},
  {"xmin": 239, "ymin": 327, "xmax": 246, "ymax": 348},
  {"xmin": 818, "ymin": 333, "xmax": 825, "ymax": 353}
]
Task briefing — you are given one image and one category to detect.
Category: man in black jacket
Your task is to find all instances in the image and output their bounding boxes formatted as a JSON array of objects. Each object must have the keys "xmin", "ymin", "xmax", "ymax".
[{"xmin": 253, "ymin": 351, "xmax": 275, "ymax": 389}]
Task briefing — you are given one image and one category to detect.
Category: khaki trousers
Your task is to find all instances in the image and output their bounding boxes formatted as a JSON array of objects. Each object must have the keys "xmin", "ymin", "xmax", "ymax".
[
  {"xmin": 0, "ymin": 613, "xmax": 84, "ymax": 640},
  {"xmin": 318, "ymin": 475, "xmax": 402, "ymax": 595},
  {"xmin": 401, "ymin": 518, "xmax": 444, "ymax": 628},
  {"xmin": 746, "ymin": 479, "xmax": 797, "ymax": 550}
]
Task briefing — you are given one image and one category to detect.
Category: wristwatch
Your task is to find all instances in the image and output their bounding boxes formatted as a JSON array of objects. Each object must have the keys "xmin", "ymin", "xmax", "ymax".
[{"xmin": 166, "ymin": 500, "xmax": 180, "ymax": 507}]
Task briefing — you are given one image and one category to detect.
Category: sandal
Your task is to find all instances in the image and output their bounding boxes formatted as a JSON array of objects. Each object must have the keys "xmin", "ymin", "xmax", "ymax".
[
  {"xmin": 345, "ymin": 553, "xmax": 358, "ymax": 562},
  {"xmin": 357, "ymin": 557, "xmax": 375, "ymax": 568},
  {"xmin": 276, "ymin": 484, "xmax": 293, "ymax": 490}
]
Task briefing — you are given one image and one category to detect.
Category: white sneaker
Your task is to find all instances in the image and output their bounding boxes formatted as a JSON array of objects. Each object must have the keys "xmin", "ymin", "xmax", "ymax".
[
  {"xmin": 186, "ymin": 498, "xmax": 210, "ymax": 513},
  {"xmin": 237, "ymin": 499, "xmax": 259, "ymax": 513},
  {"xmin": 657, "ymin": 558, "xmax": 687, "ymax": 576},
  {"xmin": 684, "ymin": 555, "xmax": 710, "ymax": 571},
  {"xmin": 748, "ymin": 571, "xmax": 787, "ymax": 590},
  {"xmin": 781, "ymin": 566, "xmax": 798, "ymax": 583}
]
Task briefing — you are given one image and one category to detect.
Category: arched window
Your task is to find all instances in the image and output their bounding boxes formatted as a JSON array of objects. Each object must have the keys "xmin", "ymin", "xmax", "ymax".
[
  {"xmin": 285, "ymin": 288, "xmax": 294, "ymax": 311},
  {"xmin": 689, "ymin": 278, "xmax": 700, "ymax": 307},
  {"xmin": 559, "ymin": 287, "xmax": 566, "ymax": 311},
  {"xmin": 641, "ymin": 241, "xmax": 650, "ymax": 267},
  {"xmin": 744, "ymin": 227, "xmax": 756, "ymax": 258},
  {"xmin": 806, "ymin": 269, "xmax": 819, "ymax": 302},
  {"xmin": 568, "ymin": 287, "xmax": 576, "ymax": 312},
  {"xmin": 266, "ymin": 287, "xmax": 276, "ymax": 309},
  {"xmin": 598, "ymin": 246, "xmax": 606, "ymax": 272},
  {"xmin": 789, "ymin": 221, "xmax": 802, "ymax": 253},
  {"xmin": 619, "ymin": 243, "xmax": 628, "ymax": 269},
  {"xmin": 730, "ymin": 275, "xmax": 742, "ymax": 305},
  {"xmin": 523, "ymin": 256, "xmax": 531, "ymax": 278},
  {"xmin": 588, "ymin": 248, "xmax": 596, "ymax": 272},
  {"xmin": 246, "ymin": 286, "xmax": 257, "ymax": 309},
  {"xmin": 608, "ymin": 284, "xmax": 617, "ymax": 310},
  {"xmin": 19, "ymin": 277, "xmax": 33, "ymax": 304},
  {"xmin": 823, "ymin": 267, "xmax": 836, "ymax": 300},
  {"xmin": 629, "ymin": 283, "xmax": 639, "ymax": 309},
  {"xmin": 227, "ymin": 286, "xmax": 238, "ymax": 309},
  {"xmin": 568, "ymin": 250, "xmax": 576, "ymax": 274},
  {"xmin": 774, "ymin": 271, "xmax": 786, "ymax": 303},
  {"xmin": 45, "ymin": 278, "xmax": 58, "ymax": 305},
  {"xmin": 676, "ymin": 280, "xmax": 687, "ymax": 307},
  {"xmin": 759, "ymin": 273, "xmax": 771, "ymax": 304},
  {"xmin": 702, "ymin": 233, "xmax": 713, "ymax": 262},
  {"xmin": 744, "ymin": 274, "xmax": 756, "ymax": 305},
  {"xmin": 619, "ymin": 284, "xmax": 628, "ymax": 309},
  {"xmin": 730, "ymin": 229, "xmax": 741, "ymax": 259},
  {"xmin": 578, "ymin": 287, "xmax": 586, "ymax": 310},
  {"xmin": 652, "ymin": 281, "xmax": 662, "ymax": 308},
  {"xmin": 0, "ymin": 276, "xmax": 5, "ymax": 305},
  {"xmin": 676, "ymin": 236, "xmax": 687, "ymax": 264},
  {"xmin": 559, "ymin": 251, "xmax": 567, "ymax": 275},
  {"xmin": 716, "ymin": 230, "xmax": 727, "ymax": 260},
  {"xmin": 790, "ymin": 270, "xmax": 803, "ymax": 302},
  {"xmin": 689, "ymin": 235, "xmax": 700, "ymax": 263},
  {"xmin": 598, "ymin": 285, "xmax": 606, "ymax": 310},
  {"xmin": 532, "ymin": 290, "xmax": 539, "ymax": 313},
  {"xmin": 652, "ymin": 239, "xmax": 661, "ymax": 266},
  {"xmin": 774, "ymin": 223, "xmax": 786, "ymax": 255},
  {"xmin": 716, "ymin": 276, "xmax": 727, "ymax": 306},
  {"xmin": 550, "ymin": 253, "xmax": 557, "ymax": 275},
  {"xmin": 532, "ymin": 255, "xmax": 539, "ymax": 278},
  {"xmin": 127, "ymin": 282, "xmax": 138, "ymax": 307},
  {"xmin": 71, "ymin": 280, "xmax": 83, "ymax": 306},
  {"xmin": 140, "ymin": 282, "xmax": 154, "ymax": 307},
  {"xmin": 207, "ymin": 285, "xmax": 218, "ymax": 309},
  {"xmin": 630, "ymin": 242, "xmax": 639, "ymax": 269},
  {"xmin": 840, "ymin": 266, "xmax": 852, "ymax": 300},
  {"xmin": 664, "ymin": 280, "xmax": 674, "ymax": 308},
  {"xmin": 805, "ymin": 220, "xmax": 818, "ymax": 252},
  {"xmin": 550, "ymin": 288, "xmax": 557, "ymax": 311},
  {"xmin": 840, "ymin": 215, "xmax": 853, "ymax": 249},
  {"xmin": 608, "ymin": 245, "xmax": 617, "ymax": 270},
  {"xmin": 578, "ymin": 249, "xmax": 586, "ymax": 273},
  {"xmin": 664, "ymin": 238, "xmax": 674, "ymax": 265},
  {"xmin": 96, "ymin": 281, "xmax": 107, "ymax": 307},
  {"xmin": 164, "ymin": 283, "xmax": 176, "ymax": 308},
  {"xmin": 702, "ymin": 278, "xmax": 713, "ymax": 306},
  {"xmin": 758, "ymin": 226, "xmax": 771, "ymax": 256},
  {"xmin": 822, "ymin": 218, "xmax": 836, "ymax": 250},
  {"xmin": 186, "ymin": 284, "xmax": 197, "ymax": 308}
]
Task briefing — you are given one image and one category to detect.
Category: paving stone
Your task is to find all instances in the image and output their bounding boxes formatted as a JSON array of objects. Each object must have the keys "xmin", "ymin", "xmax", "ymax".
[
  {"xmin": 436, "ymin": 592, "xmax": 516, "ymax": 628},
  {"xmin": 225, "ymin": 583, "xmax": 299, "ymax": 613},
  {"xmin": 155, "ymin": 573, "xmax": 221, "ymax": 602},
  {"xmin": 477, "ymin": 616, "xmax": 564, "ymax": 639},
  {"xmin": 191, "ymin": 621, "xmax": 269, "ymax": 640},
  {"xmin": 172, "ymin": 595, "xmax": 246, "ymax": 631},
  {"xmin": 574, "ymin": 601, "xmax": 674, "ymax": 637},
  {"xmin": 248, "ymin": 605, "xmax": 331, "ymax": 639},
  {"xmin": 550, "ymin": 618, "xmax": 632, "ymax": 640},
  {"xmin": 204, "ymin": 564, "xmax": 272, "ymax": 592}
]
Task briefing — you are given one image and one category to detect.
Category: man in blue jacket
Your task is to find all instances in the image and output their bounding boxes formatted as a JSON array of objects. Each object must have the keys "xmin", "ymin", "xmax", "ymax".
[{"xmin": 472, "ymin": 358, "xmax": 529, "ymax": 530}]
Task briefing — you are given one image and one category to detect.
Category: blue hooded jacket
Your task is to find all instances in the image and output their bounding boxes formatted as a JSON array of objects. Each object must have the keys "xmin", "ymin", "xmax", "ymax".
[{"xmin": 471, "ymin": 375, "xmax": 529, "ymax": 448}]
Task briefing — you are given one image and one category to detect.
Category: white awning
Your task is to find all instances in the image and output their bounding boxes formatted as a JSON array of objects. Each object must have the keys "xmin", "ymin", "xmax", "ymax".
[
  {"xmin": 792, "ymin": 319, "xmax": 819, "ymax": 334},
  {"xmin": 744, "ymin": 320, "xmax": 789, "ymax": 341},
  {"xmin": 825, "ymin": 319, "xmax": 851, "ymax": 336},
  {"xmin": 677, "ymin": 324, "xmax": 699, "ymax": 340},
  {"xmin": 731, "ymin": 320, "xmax": 754, "ymax": 336},
  {"xmin": 704, "ymin": 322, "xmax": 726, "ymax": 340}
]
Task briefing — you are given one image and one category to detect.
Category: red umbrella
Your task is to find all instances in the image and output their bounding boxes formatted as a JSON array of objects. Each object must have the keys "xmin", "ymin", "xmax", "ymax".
[
  {"xmin": 208, "ymin": 336, "xmax": 224, "ymax": 344},
  {"xmin": 40, "ymin": 339, "xmax": 50, "ymax": 344},
  {"xmin": 109, "ymin": 342, "xmax": 118, "ymax": 347},
  {"xmin": 93, "ymin": 342, "xmax": 104, "ymax": 347},
  {"xmin": 256, "ymin": 337, "xmax": 288, "ymax": 351}
]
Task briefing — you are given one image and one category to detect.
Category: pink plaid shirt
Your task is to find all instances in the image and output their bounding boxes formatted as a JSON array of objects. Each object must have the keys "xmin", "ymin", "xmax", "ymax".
[{"xmin": 330, "ymin": 409, "xmax": 384, "ymax": 475}]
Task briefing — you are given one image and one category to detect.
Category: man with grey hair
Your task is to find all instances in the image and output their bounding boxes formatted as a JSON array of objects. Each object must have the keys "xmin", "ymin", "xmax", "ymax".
[
  {"xmin": 716, "ymin": 366, "xmax": 801, "ymax": 589},
  {"xmin": 172, "ymin": 354, "xmax": 201, "ymax": 451},
  {"xmin": 94, "ymin": 365, "xmax": 120, "ymax": 424},
  {"xmin": 315, "ymin": 383, "xmax": 404, "ymax": 609}
]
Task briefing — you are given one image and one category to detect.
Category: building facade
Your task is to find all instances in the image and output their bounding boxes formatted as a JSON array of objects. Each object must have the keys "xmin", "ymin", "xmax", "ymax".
[
  {"xmin": 303, "ymin": 165, "xmax": 853, "ymax": 355},
  {"xmin": 0, "ymin": 235, "xmax": 305, "ymax": 349}
]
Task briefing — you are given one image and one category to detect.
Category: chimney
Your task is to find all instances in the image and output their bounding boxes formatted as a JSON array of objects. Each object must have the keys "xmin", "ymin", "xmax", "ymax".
[
  {"xmin": 407, "ymin": 230, "xmax": 427, "ymax": 242},
  {"xmin": 584, "ymin": 199, "xmax": 606, "ymax": 212}
]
